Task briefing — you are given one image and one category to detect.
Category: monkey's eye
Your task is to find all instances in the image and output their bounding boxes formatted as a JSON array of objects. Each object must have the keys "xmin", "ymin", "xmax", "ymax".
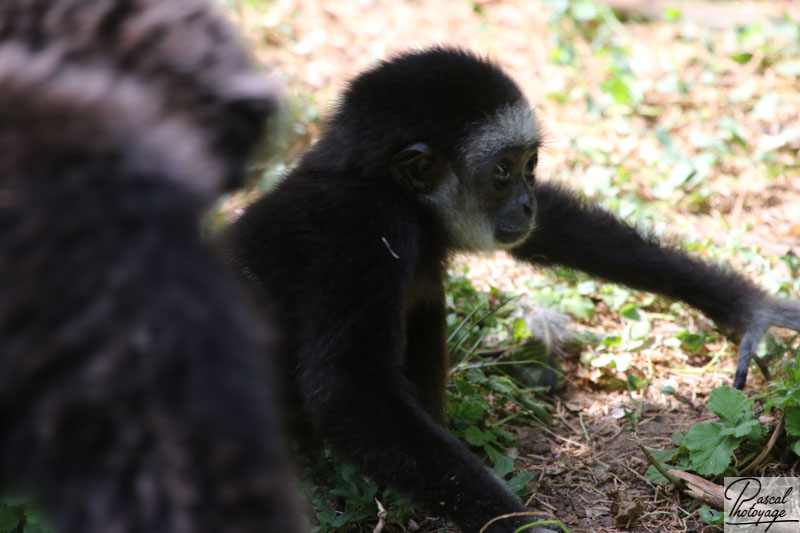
[
  {"xmin": 493, "ymin": 160, "xmax": 512, "ymax": 182},
  {"xmin": 523, "ymin": 156, "xmax": 537, "ymax": 185}
]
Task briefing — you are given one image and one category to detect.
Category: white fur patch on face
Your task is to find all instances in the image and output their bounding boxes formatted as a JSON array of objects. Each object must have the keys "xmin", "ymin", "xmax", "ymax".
[
  {"xmin": 423, "ymin": 171, "xmax": 496, "ymax": 252},
  {"xmin": 422, "ymin": 100, "xmax": 540, "ymax": 252},
  {"xmin": 459, "ymin": 99, "xmax": 541, "ymax": 168}
]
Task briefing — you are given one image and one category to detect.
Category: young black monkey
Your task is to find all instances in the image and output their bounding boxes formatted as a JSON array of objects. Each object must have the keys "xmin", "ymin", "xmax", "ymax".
[{"xmin": 227, "ymin": 48, "xmax": 800, "ymax": 532}]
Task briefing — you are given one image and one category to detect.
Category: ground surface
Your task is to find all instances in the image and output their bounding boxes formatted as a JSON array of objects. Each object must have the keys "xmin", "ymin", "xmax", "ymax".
[{"xmin": 226, "ymin": 1, "xmax": 800, "ymax": 531}]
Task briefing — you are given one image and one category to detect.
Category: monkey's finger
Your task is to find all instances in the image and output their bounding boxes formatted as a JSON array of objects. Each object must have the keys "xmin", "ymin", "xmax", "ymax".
[
  {"xmin": 734, "ymin": 324, "xmax": 767, "ymax": 389},
  {"xmin": 733, "ymin": 346, "xmax": 754, "ymax": 390}
]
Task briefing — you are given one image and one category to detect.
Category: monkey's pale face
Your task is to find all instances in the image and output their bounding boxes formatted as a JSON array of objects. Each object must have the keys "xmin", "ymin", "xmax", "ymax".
[
  {"xmin": 442, "ymin": 100, "xmax": 541, "ymax": 252},
  {"xmin": 390, "ymin": 99, "xmax": 540, "ymax": 252},
  {"xmin": 415, "ymin": 145, "xmax": 538, "ymax": 253},
  {"xmin": 478, "ymin": 146, "xmax": 538, "ymax": 248}
]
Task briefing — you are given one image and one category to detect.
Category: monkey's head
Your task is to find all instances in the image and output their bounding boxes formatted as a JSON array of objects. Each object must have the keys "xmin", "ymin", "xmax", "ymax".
[{"xmin": 329, "ymin": 48, "xmax": 540, "ymax": 251}]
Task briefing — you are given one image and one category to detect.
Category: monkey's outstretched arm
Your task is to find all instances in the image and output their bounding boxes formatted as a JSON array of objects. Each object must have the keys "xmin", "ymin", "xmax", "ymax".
[{"xmin": 511, "ymin": 182, "xmax": 800, "ymax": 388}]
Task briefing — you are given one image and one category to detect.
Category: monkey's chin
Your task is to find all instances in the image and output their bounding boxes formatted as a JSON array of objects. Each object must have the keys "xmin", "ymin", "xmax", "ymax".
[{"xmin": 494, "ymin": 225, "xmax": 535, "ymax": 249}]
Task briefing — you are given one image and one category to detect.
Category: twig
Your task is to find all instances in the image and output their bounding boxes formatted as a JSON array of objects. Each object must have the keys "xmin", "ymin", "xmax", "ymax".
[
  {"xmin": 740, "ymin": 412, "xmax": 784, "ymax": 475},
  {"xmin": 631, "ymin": 434, "xmax": 685, "ymax": 488},
  {"xmin": 667, "ymin": 470, "xmax": 724, "ymax": 510},
  {"xmin": 372, "ymin": 498, "xmax": 387, "ymax": 533},
  {"xmin": 578, "ymin": 413, "xmax": 591, "ymax": 441},
  {"xmin": 620, "ymin": 463, "xmax": 656, "ymax": 491}
]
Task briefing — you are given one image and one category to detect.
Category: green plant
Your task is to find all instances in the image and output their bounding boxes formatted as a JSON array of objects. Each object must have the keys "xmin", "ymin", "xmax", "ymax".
[
  {"xmin": 761, "ymin": 343, "xmax": 800, "ymax": 455},
  {"xmin": 0, "ymin": 495, "xmax": 53, "ymax": 533},
  {"xmin": 302, "ymin": 448, "xmax": 413, "ymax": 533},
  {"xmin": 646, "ymin": 386, "xmax": 765, "ymax": 483}
]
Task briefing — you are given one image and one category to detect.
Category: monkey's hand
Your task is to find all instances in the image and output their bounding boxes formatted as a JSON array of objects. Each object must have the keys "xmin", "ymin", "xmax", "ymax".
[{"xmin": 735, "ymin": 296, "xmax": 800, "ymax": 389}]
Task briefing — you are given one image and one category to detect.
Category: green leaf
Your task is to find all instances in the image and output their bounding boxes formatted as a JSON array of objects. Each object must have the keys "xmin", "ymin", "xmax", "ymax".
[
  {"xmin": 465, "ymin": 368, "xmax": 488, "ymax": 385},
  {"xmin": 559, "ymin": 295, "xmax": 595, "ymax": 319},
  {"xmin": 488, "ymin": 376, "xmax": 516, "ymax": 396},
  {"xmin": 785, "ymin": 407, "xmax": 800, "ymax": 437},
  {"xmin": 448, "ymin": 397, "xmax": 489, "ymax": 426},
  {"xmin": 707, "ymin": 386, "xmax": 752, "ymax": 426},
  {"xmin": 645, "ymin": 447, "xmax": 682, "ymax": 484},
  {"xmin": 730, "ymin": 52, "xmax": 753, "ymax": 64},
  {"xmin": 0, "ymin": 505, "xmax": 23, "ymax": 532},
  {"xmin": 329, "ymin": 508, "xmax": 353, "ymax": 529},
  {"xmin": 731, "ymin": 419, "xmax": 761, "ymax": 440},
  {"xmin": 685, "ymin": 422, "xmax": 739, "ymax": 476},
  {"xmin": 651, "ymin": 447, "xmax": 680, "ymax": 463},
  {"xmin": 508, "ymin": 471, "xmax": 534, "ymax": 494},
  {"xmin": 663, "ymin": 6, "xmax": 681, "ymax": 21},
  {"xmin": 599, "ymin": 286, "xmax": 631, "ymax": 310},
  {"xmin": 623, "ymin": 339, "xmax": 646, "ymax": 351},
  {"xmin": 698, "ymin": 505, "xmax": 723, "ymax": 525},
  {"xmin": 484, "ymin": 444, "xmax": 504, "ymax": 464},
  {"xmin": 646, "ymin": 464, "xmax": 670, "ymax": 484},
  {"xmin": 602, "ymin": 75, "xmax": 633, "ymax": 105},
  {"xmin": 512, "ymin": 318, "xmax": 530, "ymax": 342},
  {"xmin": 23, "ymin": 506, "xmax": 51, "ymax": 531},
  {"xmin": 493, "ymin": 427, "xmax": 516, "ymax": 444},
  {"xmin": 454, "ymin": 379, "xmax": 476, "ymax": 396},
  {"xmin": 675, "ymin": 330, "xmax": 706, "ymax": 353},
  {"xmin": 619, "ymin": 303, "xmax": 641, "ymax": 320},
  {"xmin": 494, "ymin": 456, "xmax": 515, "ymax": 478},
  {"xmin": 792, "ymin": 439, "xmax": 800, "ymax": 458},
  {"xmin": 464, "ymin": 426, "xmax": 487, "ymax": 446},
  {"xmin": 629, "ymin": 319, "xmax": 652, "ymax": 340},
  {"xmin": 602, "ymin": 335, "xmax": 622, "ymax": 348}
]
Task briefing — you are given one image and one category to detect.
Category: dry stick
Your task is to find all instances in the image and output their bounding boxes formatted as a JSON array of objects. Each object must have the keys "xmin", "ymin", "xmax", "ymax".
[
  {"xmin": 667, "ymin": 470, "xmax": 724, "ymax": 510},
  {"xmin": 631, "ymin": 434, "xmax": 726, "ymax": 510},
  {"xmin": 578, "ymin": 412, "xmax": 591, "ymax": 441},
  {"xmin": 372, "ymin": 498, "xmax": 387, "ymax": 533},
  {"xmin": 740, "ymin": 412, "xmax": 785, "ymax": 475}
]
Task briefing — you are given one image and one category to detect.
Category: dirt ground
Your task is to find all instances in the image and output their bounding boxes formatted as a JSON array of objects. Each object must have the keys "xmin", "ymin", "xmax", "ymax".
[{"xmin": 227, "ymin": 1, "xmax": 800, "ymax": 531}]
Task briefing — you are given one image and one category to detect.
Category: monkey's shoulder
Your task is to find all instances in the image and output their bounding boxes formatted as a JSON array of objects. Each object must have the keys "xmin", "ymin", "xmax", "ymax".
[{"xmin": 231, "ymin": 171, "xmax": 437, "ymax": 283}]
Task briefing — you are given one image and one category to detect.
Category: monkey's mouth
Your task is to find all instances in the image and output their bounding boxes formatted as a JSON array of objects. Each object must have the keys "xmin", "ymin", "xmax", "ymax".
[{"xmin": 495, "ymin": 223, "xmax": 535, "ymax": 247}]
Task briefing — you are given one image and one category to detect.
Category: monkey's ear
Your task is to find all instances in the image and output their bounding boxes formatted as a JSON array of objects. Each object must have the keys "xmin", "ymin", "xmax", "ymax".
[{"xmin": 391, "ymin": 142, "xmax": 440, "ymax": 194}]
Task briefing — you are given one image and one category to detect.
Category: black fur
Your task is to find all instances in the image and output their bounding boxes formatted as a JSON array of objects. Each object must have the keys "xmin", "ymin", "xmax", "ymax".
[
  {"xmin": 228, "ymin": 47, "xmax": 800, "ymax": 532},
  {"xmin": 315, "ymin": 48, "xmax": 524, "ymax": 178},
  {"xmin": 512, "ymin": 183, "xmax": 764, "ymax": 333},
  {"xmin": 228, "ymin": 48, "xmax": 546, "ymax": 533},
  {"xmin": 0, "ymin": 1, "xmax": 298, "ymax": 532}
]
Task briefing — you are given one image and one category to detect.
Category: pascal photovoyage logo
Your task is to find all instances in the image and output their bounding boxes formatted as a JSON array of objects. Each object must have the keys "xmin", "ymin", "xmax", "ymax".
[{"xmin": 724, "ymin": 477, "xmax": 800, "ymax": 532}]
